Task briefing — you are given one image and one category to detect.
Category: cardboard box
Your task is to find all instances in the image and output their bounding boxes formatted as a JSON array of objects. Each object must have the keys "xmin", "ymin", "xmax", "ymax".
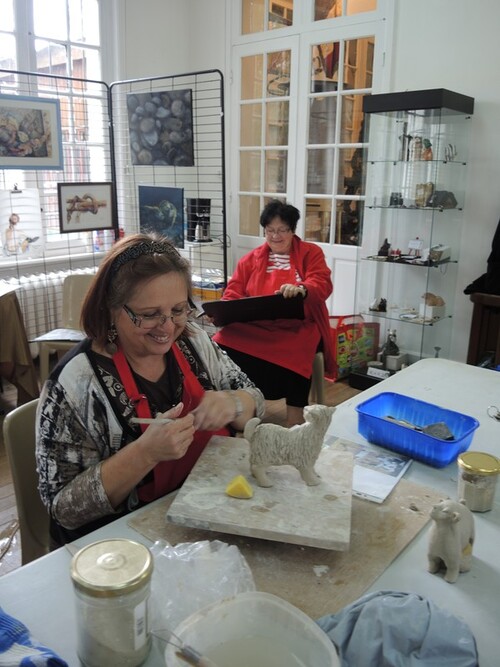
[{"xmin": 192, "ymin": 286, "xmax": 223, "ymax": 301}]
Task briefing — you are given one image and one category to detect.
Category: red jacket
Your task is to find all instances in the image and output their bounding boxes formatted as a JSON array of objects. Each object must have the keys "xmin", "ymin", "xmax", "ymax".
[{"xmin": 214, "ymin": 236, "xmax": 335, "ymax": 378}]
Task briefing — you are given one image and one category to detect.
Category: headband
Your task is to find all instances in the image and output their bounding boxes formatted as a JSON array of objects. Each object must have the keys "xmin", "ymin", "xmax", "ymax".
[{"xmin": 110, "ymin": 239, "xmax": 181, "ymax": 276}]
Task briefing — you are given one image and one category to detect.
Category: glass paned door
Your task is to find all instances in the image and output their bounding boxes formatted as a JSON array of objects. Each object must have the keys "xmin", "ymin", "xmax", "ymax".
[
  {"xmin": 304, "ymin": 35, "xmax": 373, "ymax": 246},
  {"xmin": 314, "ymin": 0, "xmax": 377, "ymax": 21},
  {"xmin": 242, "ymin": 0, "xmax": 294, "ymax": 34},
  {"xmin": 239, "ymin": 46, "xmax": 293, "ymax": 236}
]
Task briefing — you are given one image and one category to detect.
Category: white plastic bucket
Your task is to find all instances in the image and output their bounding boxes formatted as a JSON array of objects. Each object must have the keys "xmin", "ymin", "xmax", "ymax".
[{"xmin": 164, "ymin": 591, "xmax": 339, "ymax": 667}]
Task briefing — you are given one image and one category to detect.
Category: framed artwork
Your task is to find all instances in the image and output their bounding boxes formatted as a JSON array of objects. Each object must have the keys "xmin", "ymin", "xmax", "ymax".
[
  {"xmin": 58, "ymin": 182, "xmax": 115, "ymax": 233},
  {"xmin": 0, "ymin": 187, "xmax": 44, "ymax": 260},
  {"xmin": 127, "ymin": 89, "xmax": 194, "ymax": 167},
  {"xmin": 138, "ymin": 185, "xmax": 184, "ymax": 248},
  {"xmin": 0, "ymin": 94, "xmax": 63, "ymax": 170}
]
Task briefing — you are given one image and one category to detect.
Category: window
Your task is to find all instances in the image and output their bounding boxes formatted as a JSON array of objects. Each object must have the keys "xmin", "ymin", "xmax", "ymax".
[
  {"xmin": 314, "ymin": 0, "xmax": 377, "ymax": 21},
  {"xmin": 231, "ymin": 0, "xmax": 390, "ymax": 315},
  {"xmin": 235, "ymin": 3, "xmax": 376, "ymax": 246},
  {"xmin": 304, "ymin": 36, "xmax": 373, "ymax": 245},
  {"xmin": 0, "ymin": 0, "xmax": 110, "ymax": 261},
  {"xmin": 242, "ymin": 0, "xmax": 294, "ymax": 34},
  {"xmin": 239, "ymin": 49, "xmax": 291, "ymax": 234}
]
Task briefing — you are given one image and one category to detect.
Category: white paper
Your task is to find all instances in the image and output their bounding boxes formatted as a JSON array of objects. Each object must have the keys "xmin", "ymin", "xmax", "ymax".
[
  {"xmin": 32, "ymin": 328, "xmax": 85, "ymax": 342},
  {"xmin": 324, "ymin": 435, "xmax": 412, "ymax": 503},
  {"xmin": 0, "ymin": 188, "xmax": 44, "ymax": 260}
]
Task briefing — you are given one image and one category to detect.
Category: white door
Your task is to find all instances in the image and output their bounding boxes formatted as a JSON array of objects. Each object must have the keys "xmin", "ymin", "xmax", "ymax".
[{"xmin": 228, "ymin": 2, "xmax": 393, "ymax": 315}]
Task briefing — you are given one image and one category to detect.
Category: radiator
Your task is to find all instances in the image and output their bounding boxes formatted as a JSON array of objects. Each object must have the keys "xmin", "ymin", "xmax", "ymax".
[{"xmin": 1, "ymin": 268, "xmax": 96, "ymax": 352}]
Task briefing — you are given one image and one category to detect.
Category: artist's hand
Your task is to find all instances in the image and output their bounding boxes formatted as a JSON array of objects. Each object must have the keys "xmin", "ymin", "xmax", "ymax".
[
  {"xmin": 276, "ymin": 283, "xmax": 307, "ymax": 299},
  {"xmin": 191, "ymin": 390, "xmax": 237, "ymax": 431},
  {"xmin": 136, "ymin": 402, "xmax": 195, "ymax": 465}
]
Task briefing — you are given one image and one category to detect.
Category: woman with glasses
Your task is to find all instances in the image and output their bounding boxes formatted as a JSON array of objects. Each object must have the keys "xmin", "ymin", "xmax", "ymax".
[
  {"xmin": 36, "ymin": 233, "xmax": 264, "ymax": 546},
  {"xmin": 214, "ymin": 200, "xmax": 334, "ymax": 427}
]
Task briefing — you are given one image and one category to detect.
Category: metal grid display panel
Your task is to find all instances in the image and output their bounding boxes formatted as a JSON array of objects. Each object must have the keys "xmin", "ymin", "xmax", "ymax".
[
  {"xmin": 0, "ymin": 68, "xmax": 115, "ymax": 277},
  {"xmin": 110, "ymin": 69, "xmax": 228, "ymax": 293}
]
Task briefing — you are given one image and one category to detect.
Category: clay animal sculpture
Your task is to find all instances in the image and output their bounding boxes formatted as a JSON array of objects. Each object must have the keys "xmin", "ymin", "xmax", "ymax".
[
  {"xmin": 243, "ymin": 404, "xmax": 336, "ymax": 488},
  {"xmin": 422, "ymin": 292, "xmax": 445, "ymax": 307},
  {"xmin": 427, "ymin": 498, "xmax": 475, "ymax": 583}
]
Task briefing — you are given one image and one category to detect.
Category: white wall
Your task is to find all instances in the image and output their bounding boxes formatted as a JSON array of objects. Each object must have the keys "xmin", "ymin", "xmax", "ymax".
[
  {"xmin": 118, "ymin": 0, "xmax": 500, "ymax": 362},
  {"xmin": 389, "ymin": 0, "xmax": 500, "ymax": 360},
  {"xmin": 120, "ymin": 0, "xmax": 226, "ymax": 78}
]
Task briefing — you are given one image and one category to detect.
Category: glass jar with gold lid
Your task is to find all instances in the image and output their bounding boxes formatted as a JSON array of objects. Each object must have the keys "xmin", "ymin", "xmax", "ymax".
[
  {"xmin": 70, "ymin": 538, "xmax": 153, "ymax": 667},
  {"xmin": 457, "ymin": 452, "xmax": 500, "ymax": 512}
]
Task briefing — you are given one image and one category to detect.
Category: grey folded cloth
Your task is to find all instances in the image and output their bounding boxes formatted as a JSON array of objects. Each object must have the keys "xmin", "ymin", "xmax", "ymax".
[{"xmin": 316, "ymin": 590, "xmax": 478, "ymax": 667}]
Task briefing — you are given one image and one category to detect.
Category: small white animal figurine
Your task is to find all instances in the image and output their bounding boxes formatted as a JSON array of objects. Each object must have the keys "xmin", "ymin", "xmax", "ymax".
[
  {"xmin": 427, "ymin": 498, "xmax": 475, "ymax": 584},
  {"xmin": 243, "ymin": 404, "xmax": 336, "ymax": 487}
]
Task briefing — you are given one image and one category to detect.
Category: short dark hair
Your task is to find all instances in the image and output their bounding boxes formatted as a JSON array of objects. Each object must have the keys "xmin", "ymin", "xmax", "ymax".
[
  {"xmin": 81, "ymin": 233, "xmax": 192, "ymax": 346},
  {"xmin": 259, "ymin": 200, "xmax": 300, "ymax": 233}
]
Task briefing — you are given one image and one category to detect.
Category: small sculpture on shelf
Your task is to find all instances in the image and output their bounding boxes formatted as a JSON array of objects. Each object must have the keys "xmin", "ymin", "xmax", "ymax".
[
  {"xmin": 422, "ymin": 292, "xmax": 445, "ymax": 307},
  {"xmin": 380, "ymin": 328, "xmax": 399, "ymax": 366},
  {"xmin": 422, "ymin": 138, "xmax": 433, "ymax": 161},
  {"xmin": 420, "ymin": 292, "xmax": 446, "ymax": 321},
  {"xmin": 378, "ymin": 238, "xmax": 391, "ymax": 256},
  {"xmin": 409, "ymin": 136, "xmax": 423, "ymax": 161},
  {"xmin": 369, "ymin": 297, "xmax": 387, "ymax": 312}
]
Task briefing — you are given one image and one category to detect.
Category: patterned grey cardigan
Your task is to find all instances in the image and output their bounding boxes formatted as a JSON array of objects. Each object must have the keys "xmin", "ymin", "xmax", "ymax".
[{"xmin": 36, "ymin": 323, "xmax": 265, "ymax": 533}]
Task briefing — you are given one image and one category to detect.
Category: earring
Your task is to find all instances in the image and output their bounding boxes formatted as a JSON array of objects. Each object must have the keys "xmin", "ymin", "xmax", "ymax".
[{"xmin": 105, "ymin": 323, "xmax": 118, "ymax": 355}]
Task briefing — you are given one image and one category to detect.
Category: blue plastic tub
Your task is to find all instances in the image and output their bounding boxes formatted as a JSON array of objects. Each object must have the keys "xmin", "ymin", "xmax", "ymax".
[{"xmin": 356, "ymin": 392, "xmax": 480, "ymax": 468}]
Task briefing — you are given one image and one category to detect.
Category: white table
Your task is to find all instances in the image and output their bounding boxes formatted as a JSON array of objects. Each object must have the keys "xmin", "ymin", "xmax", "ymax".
[{"xmin": 0, "ymin": 359, "xmax": 499, "ymax": 666}]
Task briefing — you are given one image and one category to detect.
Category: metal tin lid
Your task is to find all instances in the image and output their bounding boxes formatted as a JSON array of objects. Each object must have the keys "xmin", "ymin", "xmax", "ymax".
[
  {"xmin": 457, "ymin": 452, "xmax": 500, "ymax": 476},
  {"xmin": 70, "ymin": 539, "xmax": 153, "ymax": 598}
]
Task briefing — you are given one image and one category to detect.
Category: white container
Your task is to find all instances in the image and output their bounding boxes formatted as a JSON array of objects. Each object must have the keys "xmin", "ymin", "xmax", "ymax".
[
  {"xmin": 457, "ymin": 452, "xmax": 500, "ymax": 512},
  {"xmin": 419, "ymin": 303, "xmax": 445, "ymax": 320},
  {"xmin": 164, "ymin": 591, "xmax": 339, "ymax": 667},
  {"xmin": 71, "ymin": 539, "xmax": 153, "ymax": 667},
  {"xmin": 385, "ymin": 353, "xmax": 408, "ymax": 371}
]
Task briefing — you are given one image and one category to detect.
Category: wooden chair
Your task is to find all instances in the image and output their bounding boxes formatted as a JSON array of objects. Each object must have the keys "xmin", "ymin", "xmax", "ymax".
[
  {"xmin": 2, "ymin": 398, "xmax": 51, "ymax": 564},
  {"xmin": 37, "ymin": 273, "xmax": 94, "ymax": 384}
]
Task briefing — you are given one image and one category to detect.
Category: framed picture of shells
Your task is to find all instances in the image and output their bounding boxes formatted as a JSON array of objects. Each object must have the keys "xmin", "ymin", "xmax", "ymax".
[
  {"xmin": 0, "ymin": 93, "xmax": 63, "ymax": 170},
  {"xmin": 127, "ymin": 89, "xmax": 194, "ymax": 167},
  {"xmin": 58, "ymin": 182, "xmax": 115, "ymax": 233},
  {"xmin": 138, "ymin": 185, "xmax": 184, "ymax": 248}
]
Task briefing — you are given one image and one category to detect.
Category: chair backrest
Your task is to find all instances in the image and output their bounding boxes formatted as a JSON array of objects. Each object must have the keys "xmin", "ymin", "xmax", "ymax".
[
  {"xmin": 61, "ymin": 273, "xmax": 94, "ymax": 330},
  {"xmin": 2, "ymin": 399, "xmax": 51, "ymax": 564}
]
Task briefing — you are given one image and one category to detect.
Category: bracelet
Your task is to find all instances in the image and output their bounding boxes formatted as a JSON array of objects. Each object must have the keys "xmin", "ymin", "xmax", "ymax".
[{"xmin": 225, "ymin": 390, "xmax": 243, "ymax": 419}]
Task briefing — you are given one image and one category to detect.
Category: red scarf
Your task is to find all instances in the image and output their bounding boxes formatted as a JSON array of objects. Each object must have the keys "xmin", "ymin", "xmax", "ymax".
[{"xmin": 113, "ymin": 343, "xmax": 229, "ymax": 501}]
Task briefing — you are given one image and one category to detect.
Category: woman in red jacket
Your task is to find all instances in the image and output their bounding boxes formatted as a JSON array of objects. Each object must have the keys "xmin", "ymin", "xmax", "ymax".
[{"xmin": 214, "ymin": 200, "xmax": 334, "ymax": 426}]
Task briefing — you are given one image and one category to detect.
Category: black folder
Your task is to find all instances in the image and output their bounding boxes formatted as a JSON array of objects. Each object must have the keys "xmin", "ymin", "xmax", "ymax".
[{"xmin": 201, "ymin": 293, "xmax": 305, "ymax": 327}]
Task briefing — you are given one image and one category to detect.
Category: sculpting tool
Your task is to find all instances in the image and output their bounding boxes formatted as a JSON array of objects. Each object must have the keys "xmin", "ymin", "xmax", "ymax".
[
  {"xmin": 385, "ymin": 415, "xmax": 454, "ymax": 440},
  {"xmin": 129, "ymin": 417, "xmax": 174, "ymax": 425},
  {"xmin": 152, "ymin": 629, "xmax": 219, "ymax": 667}
]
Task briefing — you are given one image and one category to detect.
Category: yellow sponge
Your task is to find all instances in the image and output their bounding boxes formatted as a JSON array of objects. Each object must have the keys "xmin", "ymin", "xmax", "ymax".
[{"xmin": 226, "ymin": 475, "xmax": 253, "ymax": 499}]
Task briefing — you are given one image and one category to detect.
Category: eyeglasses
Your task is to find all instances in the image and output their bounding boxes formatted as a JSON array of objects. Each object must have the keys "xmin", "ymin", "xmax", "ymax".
[
  {"xmin": 265, "ymin": 226, "xmax": 292, "ymax": 237},
  {"xmin": 123, "ymin": 303, "xmax": 194, "ymax": 329}
]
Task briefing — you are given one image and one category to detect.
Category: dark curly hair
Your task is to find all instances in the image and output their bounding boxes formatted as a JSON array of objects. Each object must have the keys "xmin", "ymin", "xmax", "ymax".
[{"xmin": 259, "ymin": 200, "xmax": 300, "ymax": 233}]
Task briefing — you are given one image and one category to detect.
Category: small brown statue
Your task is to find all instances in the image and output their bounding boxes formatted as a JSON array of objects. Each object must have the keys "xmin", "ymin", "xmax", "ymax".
[
  {"xmin": 427, "ymin": 498, "xmax": 474, "ymax": 583},
  {"xmin": 243, "ymin": 404, "xmax": 336, "ymax": 488}
]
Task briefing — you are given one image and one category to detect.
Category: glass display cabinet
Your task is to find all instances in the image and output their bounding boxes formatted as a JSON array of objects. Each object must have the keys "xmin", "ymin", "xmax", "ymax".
[{"xmin": 350, "ymin": 89, "xmax": 474, "ymax": 388}]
